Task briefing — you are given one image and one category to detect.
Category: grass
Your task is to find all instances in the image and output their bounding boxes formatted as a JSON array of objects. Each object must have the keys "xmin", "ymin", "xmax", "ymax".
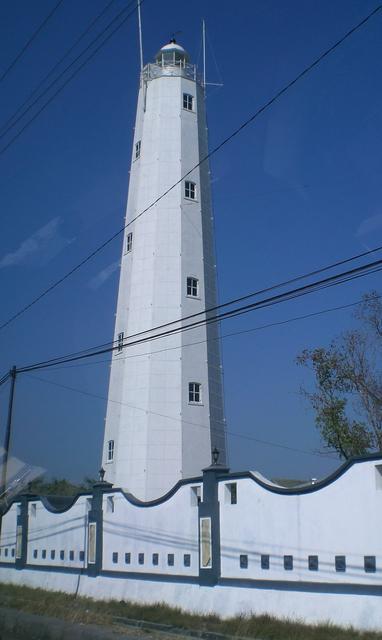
[{"xmin": 0, "ymin": 582, "xmax": 381, "ymax": 640}]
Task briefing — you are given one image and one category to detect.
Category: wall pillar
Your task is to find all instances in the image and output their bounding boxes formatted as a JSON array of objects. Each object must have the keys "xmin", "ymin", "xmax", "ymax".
[
  {"xmin": 198, "ymin": 462, "xmax": 229, "ymax": 586},
  {"xmin": 15, "ymin": 496, "xmax": 28, "ymax": 570},
  {"xmin": 87, "ymin": 478, "xmax": 112, "ymax": 578}
]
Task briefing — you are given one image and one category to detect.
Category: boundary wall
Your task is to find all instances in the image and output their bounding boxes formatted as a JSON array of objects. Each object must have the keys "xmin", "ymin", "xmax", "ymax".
[{"xmin": 1, "ymin": 454, "xmax": 382, "ymax": 631}]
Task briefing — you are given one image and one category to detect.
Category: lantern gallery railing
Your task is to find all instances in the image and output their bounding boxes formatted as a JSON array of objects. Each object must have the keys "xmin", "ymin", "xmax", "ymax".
[{"xmin": 142, "ymin": 62, "xmax": 202, "ymax": 84}]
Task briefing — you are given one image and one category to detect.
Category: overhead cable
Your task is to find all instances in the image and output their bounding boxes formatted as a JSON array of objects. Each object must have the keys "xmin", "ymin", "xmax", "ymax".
[
  {"xmin": 0, "ymin": 0, "xmax": 64, "ymax": 84},
  {"xmin": 0, "ymin": 0, "xmax": 138, "ymax": 145},
  {"xmin": 0, "ymin": 5, "xmax": 380, "ymax": 331},
  {"xmin": 0, "ymin": 0, "xmax": 117, "ymax": 136},
  {"xmin": 13, "ymin": 255, "xmax": 382, "ymax": 374},
  {"xmin": 26, "ymin": 373, "xmax": 337, "ymax": 461}
]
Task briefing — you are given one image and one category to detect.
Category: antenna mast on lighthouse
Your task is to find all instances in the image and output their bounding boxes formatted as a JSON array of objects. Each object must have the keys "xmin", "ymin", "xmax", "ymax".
[
  {"xmin": 202, "ymin": 18, "xmax": 206, "ymax": 88},
  {"xmin": 137, "ymin": 0, "xmax": 144, "ymax": 72}
]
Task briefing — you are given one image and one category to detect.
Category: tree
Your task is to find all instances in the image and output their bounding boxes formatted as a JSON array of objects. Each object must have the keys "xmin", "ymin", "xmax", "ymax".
[
  {"xmin": 27, "ymin": 476, "xmax": 96, "ymax": 496},
  {"xmin": 297, "ymin": 291, "xmax": 382, "ymax": 459}
]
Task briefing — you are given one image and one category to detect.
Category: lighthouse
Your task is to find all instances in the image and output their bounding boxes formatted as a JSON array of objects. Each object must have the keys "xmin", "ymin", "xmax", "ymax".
[{"xmin": 102, "ymin": 39, "xmax": 227, "ymax": 500}]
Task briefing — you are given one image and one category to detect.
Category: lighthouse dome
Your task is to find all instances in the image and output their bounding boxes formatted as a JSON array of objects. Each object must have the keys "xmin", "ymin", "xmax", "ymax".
[{"xmin": 155, "ymin": 40, "xmax": 190, "ymax": 65}]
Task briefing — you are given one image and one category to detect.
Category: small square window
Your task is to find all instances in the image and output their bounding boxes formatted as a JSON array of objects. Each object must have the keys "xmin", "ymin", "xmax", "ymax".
[
  {"xmin": 69, "ymin": 550, "xmax": 74, "ymax": 561},
  {"xmin": 126, "ymin": 232, "xmax": 133, "ymax": 253},
  {"xmin": 138, "ymin": 553, "xmax": 144, "ymax": 565},
  {"xmin": 125, "ymin": 552, "xmax": 131, "ymax": 564},
  {"xmin": 107, "ymin": 440, "xmax": 114, "ymax": 462},
  {"xmin": 308, "ymin": 555, "xmax": 319, "ymax": 571},
  {"xmin": 4, "ymin": 548, "xmax": 8, "ymax": 557},
  {"xmin": 135, "ymin": 140, "xmax": 141, "ymax": 159},
  {"xmin": 189, "ymin": 382, "xmax": 201, "ymax": 404},
  {"xmin": 60, "ymin": 550, "xmax": 65, "ymax": 561},
  {"xmin": 33, "ymin": 549, "xmax": 38, "ymax": 559},
  {"xmin": 152, "ymin": 553, "xmax": 159, "ymax": 566},
  {"xmin": 107, "ymin": 496, "xmax": 114, "ymax": 513},
  {"xmin": 185, "ymin": 181, "xmax": 196, "ymax": 200},
  {"xmin": 335, "ymin": 555, "xmax": 346, "ymax": 572},
  {"xmin": 167, "ymin": 553, "xmax": 174, "ymax": 566},
  {"xmin": 31, "ymin": 503, "xmax": 37, "ymax": 517},
  {"xmin": 183, "ymin": 93, "xmax": 194, "ymax": 111},
  {"xmin": 184, "ymin": 554, "xmax": 191, "ymax": 567},
  {"xmin": 187, "ymin": 277, "xmax": 199, "ymax": 298},
  {"xmin": 51, "ymin": 550, "xmax": 55, "ymax": 560},
  {"xmin": 117, "ymin": 332, "xmax": 124, "ymax": 353},
  {"xmin": 190, "ymin": 485, "xmax": 202, "ymax": 506},
  {"xmin": 284, "ymin": 555, "xmax": 293, "ymax": 570},
  {"xmin": 112, "ymin": 552, "xmax": 118, "ymax": 564},
  {"xmin": 42, "ymin": 549, "xmax": 46, "ymax": 559},
  {"xmin": 240, "ymin": 554, "xmax": 248, "ymax": 569},
  {"xmin": 79, "ymin": 551, "xmax": 85, "ymax": 562},
  {"xmin": 225, "ymin": 483, "xmax": 237, "ymax": 505},
  {"xmin": 11, "ymin": 548, "xmax": 15, "ymax": 558},
  {"xmin": 375, "ymin": 465, "xmax": 382, "ymax": 489},
  {"xmin": 364, "ymin": 556, "xmax": 376, "ymax": 573}
]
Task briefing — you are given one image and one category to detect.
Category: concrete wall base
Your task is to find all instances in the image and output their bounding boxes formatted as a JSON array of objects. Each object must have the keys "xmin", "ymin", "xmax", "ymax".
[{"xmin": 1, "ymin": 569, "xmax": 381, "ymax": 632}]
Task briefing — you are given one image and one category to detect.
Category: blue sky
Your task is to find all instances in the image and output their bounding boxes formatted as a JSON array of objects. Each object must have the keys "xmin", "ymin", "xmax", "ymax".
[{"xmin": 0, "ymin": 0, "xmax": 381, "ymax": 484}]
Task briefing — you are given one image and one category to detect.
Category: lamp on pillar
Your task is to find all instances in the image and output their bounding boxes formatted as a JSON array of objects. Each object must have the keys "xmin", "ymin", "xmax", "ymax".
[
  {"xmin": 212, "ymin": 448, "xmax": 220, "ymax": 466},
  {"xmin": 99, "ymin": 467, "xmax": 106, "ymax": 483}
]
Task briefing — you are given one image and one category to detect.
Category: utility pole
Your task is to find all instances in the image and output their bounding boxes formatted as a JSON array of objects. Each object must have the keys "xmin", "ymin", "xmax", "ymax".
[{"xmin": 0, "ymin": 365, "xmax": 17, "ymax": 502}]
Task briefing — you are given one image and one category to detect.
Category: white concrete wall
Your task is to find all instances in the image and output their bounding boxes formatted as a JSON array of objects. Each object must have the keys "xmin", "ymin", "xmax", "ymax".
[
  {"xmin": 26, "ymin": 496, "xmax": 89, "ymax": 569},
  {"xmin": 102, "ymin": 484, "xmax": 199, "ymax": 576},
  {"xmin": 1, "ymin": 459, "xmax": 381, "ymax": 631},
  {"xmin": 0, "ymin": 503, "xmax": 17, "ymax": 563},
  {"xmin": 219, "ymin": 461, "xmax": 382, "ymax": 585}
]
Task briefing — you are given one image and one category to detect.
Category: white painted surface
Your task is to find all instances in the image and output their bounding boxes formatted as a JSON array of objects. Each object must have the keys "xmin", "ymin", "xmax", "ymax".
[
  {"xmin": 102, "ymin": 485, "xmax": 199, "ymax": 575},
  {"xmin": 219, "ymin": 461, "xmax": 382, "ymax": 585},
  {"xmin": 1, "ymin": 569, "xmax": 382, "ymax": 631},
  {"xmin": 0, "ymin": 459, "xmax": 381, "ymax": 630},
  {"xmin": 26, "ymin": 496, "xmax": 89, "ymax": 568},
  {"xmin": 102, "ymin": 43, "xmax": 226, "ymax": 501},
  {"xmin": 0, "ymin": 503, "xmax": 17, "ymax": 563}
]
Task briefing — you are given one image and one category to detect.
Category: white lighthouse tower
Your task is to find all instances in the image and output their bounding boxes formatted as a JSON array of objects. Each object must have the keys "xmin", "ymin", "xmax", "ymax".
[{"xmin": 102, "ymin": 39, "xmax": 227, "ymax": 500}]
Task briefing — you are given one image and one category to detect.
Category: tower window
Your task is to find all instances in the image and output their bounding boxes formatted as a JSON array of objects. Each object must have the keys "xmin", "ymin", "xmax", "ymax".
[
  {"xmin": 185, "ymin": 181, "xmax": 196, "ymax": 200},
  {"xmin": 189, "ymin": 382, "xmax": 201, "ymax": 404},
  {"xmin": 126, "ymin": 232, "xmax": 133, "ymax": 253},
  {"xmin": 117, "ymin": 332, "xmax": 124, "ymax": 352},
  {"xmin": 135, "ymin": 140, "xmax": 141, "ymax": 159},
  {"xmin": 183, "ymin": 93, "xmax": 194, "ymax": 111},
  {"xmin": 107, "ymin": 439, "xmax": 114, "ymax": 462},
  {"xmin": 187, "ymin": 277, "xmax": 199, "ymax": 297}
]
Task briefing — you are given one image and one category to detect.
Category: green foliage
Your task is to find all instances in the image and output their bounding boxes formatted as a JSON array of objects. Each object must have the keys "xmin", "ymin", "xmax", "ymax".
[
  {"xmin": 0, "ymin": 583, "xmax": 381, "ymax": 640},
  {"xmin": 27, "ymin": 476, "xmax": 96, "ymax": 496},
  {"xmin": 297, "ymin": 291, "xmax": 382, "ymax": 459}
]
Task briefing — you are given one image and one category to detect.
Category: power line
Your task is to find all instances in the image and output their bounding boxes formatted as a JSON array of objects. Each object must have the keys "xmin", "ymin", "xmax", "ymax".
[
  {"xmin": 0, "ymin": 0, "xmax": 138, "ymax": 146},
  {"xmin": 14, "ymin": 256, "xmax": 382, "ymax": 374},
  {"xmin": 0, "ymin": 5, "xmax": 380, "ymax": 332},
  {"xmin": 0, "ymin": 0, "xmax": 65, "ymax": 84},
  {"xmin": 39, "ymin": 296, "xmax": 372, "ymax": 372},
  {"xmin": 25, "ymin": 373, "xmax": 336, "ymax": 461},
  {"xmin": 15, "ymin": 242, "xmax": 382, "ymax": 368},
  {"xmin": 0, "ymin": 0, "xmax": 117, "ymax": 137}
]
